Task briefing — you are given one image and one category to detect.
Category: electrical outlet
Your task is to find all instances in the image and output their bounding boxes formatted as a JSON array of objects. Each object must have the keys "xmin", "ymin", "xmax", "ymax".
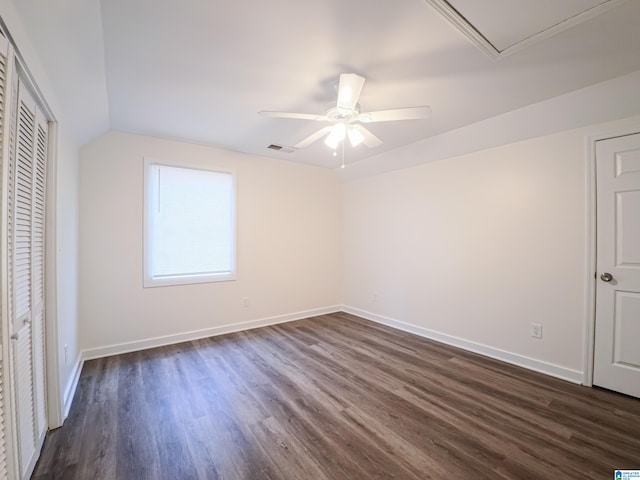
[
  {"xmin": 372, "ymin": 292, "xmax": 379, "ymax": 302},
  {"xmin": 243, "ymin": 297, "xmax": 249, "ymax": 308},
  {"xmin": 531, "ymin": 323, "xmax": 542, "ymax": 339},
  {"xmin": 64, "ymin": 344, "xmax": 69, "ymax": 364}
]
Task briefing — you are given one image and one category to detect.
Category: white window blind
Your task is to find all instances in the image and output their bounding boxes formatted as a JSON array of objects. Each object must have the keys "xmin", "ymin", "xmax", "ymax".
[{"xmin": 144, "ymin": 159, "xmax": 236, "ymax": 287}]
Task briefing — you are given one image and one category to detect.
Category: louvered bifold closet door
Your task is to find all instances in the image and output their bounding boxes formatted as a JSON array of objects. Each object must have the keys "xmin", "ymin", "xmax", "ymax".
[
  {"xmin": 13, "ymin": 80, "xmax": 36, "ymax": 479},
  {"xmin": 8, "ymin": 78, "xmax": 48, "ymax": 480},
  {"xmin": 0, "ymin": 32, "xmax": 16, "ymax": 480},
  {"xmin": 31, "ymin": 106, "xmax": 47, "ymax": 438}
]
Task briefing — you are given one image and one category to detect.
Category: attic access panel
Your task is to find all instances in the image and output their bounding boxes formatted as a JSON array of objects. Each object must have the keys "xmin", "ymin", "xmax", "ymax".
[{"xmin": 425, "ymin": 0, "xmax": 627, "ymax": 59}]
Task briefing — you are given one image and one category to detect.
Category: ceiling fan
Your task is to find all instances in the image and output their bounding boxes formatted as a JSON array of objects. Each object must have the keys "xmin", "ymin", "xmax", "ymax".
[{"xmin": 259, "ymin": 73, "xmax": 432, "ymax": 150}]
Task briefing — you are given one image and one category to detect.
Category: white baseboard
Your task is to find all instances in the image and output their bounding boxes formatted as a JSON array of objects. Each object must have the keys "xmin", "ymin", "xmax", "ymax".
[
  {"xmin": 63, "ymin": 353, "xmax": 84, "ymax": 419},
  {"xmin": 81, "ymin": 305, "xmax": 342, "ymax": 361},
  {"xmin": 66, "ymin": 304, "xmax": 582, "ymax": 420},
  {"xmin": 342, "ymin": 306, "xmax": 584, "ymax": 384}
]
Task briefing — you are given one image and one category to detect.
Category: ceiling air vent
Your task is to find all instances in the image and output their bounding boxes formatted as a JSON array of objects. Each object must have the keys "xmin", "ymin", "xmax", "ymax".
[{"xmin": 267, "ymin": 144, "xmax": 295, "ymax": 154}]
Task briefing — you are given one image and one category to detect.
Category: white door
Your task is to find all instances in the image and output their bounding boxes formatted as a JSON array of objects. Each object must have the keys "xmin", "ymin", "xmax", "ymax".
[
  {"xmin": 5, "ymin": 73, "xmax": 49, "ymax": 479},
  {"xmin": 593, "ymin": 132, "xmax": 640, "ymax": 398},
  {"xmin": 0, "ymin": 32, "xmax": 16, "ymax": 480}
]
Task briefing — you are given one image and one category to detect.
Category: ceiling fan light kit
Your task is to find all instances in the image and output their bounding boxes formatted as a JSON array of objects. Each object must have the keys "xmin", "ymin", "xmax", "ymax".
[
  {"xmin": 259, "ymin": 73, "xmax": 432, "ymax": 161},
  {"xmin": 347, "ymin": 126, "xmax": 365, "ymax": 147},
  {"xmin": 324, "ymin": 123, "xmax": 346, "ymax": 149}
]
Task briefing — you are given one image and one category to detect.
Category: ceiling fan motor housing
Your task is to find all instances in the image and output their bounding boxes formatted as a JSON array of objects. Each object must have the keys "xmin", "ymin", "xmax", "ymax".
[{"xmin": 327, "ymin": 103, "xmax": 360, "ymax": 123}]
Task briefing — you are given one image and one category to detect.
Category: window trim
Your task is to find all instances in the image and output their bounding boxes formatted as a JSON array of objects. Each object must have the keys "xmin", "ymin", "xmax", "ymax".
[{"xmin": 143, "ymin": 157, "xmax": 237, "ymax": 288}]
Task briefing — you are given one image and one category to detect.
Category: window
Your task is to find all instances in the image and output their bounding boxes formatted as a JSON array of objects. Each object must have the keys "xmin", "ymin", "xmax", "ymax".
[{"xmin": 143, "ymin": 158, "xmax": 236, "ymax": 287}]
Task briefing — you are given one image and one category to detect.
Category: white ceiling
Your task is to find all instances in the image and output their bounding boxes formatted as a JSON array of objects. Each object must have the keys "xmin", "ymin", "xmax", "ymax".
[
  {"xmin": 9, "ymin": 0, "xmax": 109, "ymax": 146},
  {"xmin": 20, "ymin": 0, "xmax": 640, "ymax": 169}
]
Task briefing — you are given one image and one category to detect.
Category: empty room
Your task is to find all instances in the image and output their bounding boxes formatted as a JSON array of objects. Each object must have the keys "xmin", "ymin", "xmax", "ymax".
[{"xmin": 0, "ymin": 0, "xmax": 639, "ymax": 479}]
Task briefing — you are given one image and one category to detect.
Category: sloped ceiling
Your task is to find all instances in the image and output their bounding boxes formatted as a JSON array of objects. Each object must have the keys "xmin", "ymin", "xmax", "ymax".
[
  {"xmin": 99, "ymin": 0, "xmax": 640, "ymax": 168},
  {"xmin": 9, "ymin": 0, "xmax": 110, "ymax": 146},
  {"xmin": 9, "ymin": 0, "xmax": 640, "ymax": 168}
]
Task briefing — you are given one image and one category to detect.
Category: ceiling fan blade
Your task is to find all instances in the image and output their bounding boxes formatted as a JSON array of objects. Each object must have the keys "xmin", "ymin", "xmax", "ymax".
[
  {"xmin": 259, "ymin": 111, "xmax": 328, "ymax": 121},
  {"xmin": 359, "ymin": 106, "xmax": 432, "ymax": 123},
  {"xmin": 337, "ymin": 74, "xmax": 365, "ymax": 112},
  {"xmin": 294, "ymin": 126, "xmax": 332, "ymax": 148},
  {"xmin": 354, "ymin": 125, "xmax": 383, "ymax": 148}
]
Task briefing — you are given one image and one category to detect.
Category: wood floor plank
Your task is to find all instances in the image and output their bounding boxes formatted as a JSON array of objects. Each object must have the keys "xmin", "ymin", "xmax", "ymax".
[
  {"xmin": 32, "ymin": 313, "xmax": 640, "ymax": 479},
  {"xmin": 74, "ymin": 357, "xmax": 119, "ymax": 480}
]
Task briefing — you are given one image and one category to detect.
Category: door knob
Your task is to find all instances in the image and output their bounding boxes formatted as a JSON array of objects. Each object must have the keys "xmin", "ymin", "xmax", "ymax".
[{"xmin": 600, "ymin": 272, "xmax": 613, "ymax": 282}]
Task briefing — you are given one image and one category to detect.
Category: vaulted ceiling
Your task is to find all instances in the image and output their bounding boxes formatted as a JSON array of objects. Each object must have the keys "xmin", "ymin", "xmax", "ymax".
[{"xmin": 10, "ymin": 0, "xmax": 640, "ymax": 169}]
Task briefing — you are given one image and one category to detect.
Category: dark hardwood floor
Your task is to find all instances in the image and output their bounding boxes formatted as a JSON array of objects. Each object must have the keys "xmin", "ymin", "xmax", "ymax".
[{"xmin": 33, "ymin": 313, "xmax": 640, "ymax": 479}]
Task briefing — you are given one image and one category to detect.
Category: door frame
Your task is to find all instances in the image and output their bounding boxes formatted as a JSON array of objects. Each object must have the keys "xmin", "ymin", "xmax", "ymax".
[
  {"xmin": 44, "ymin": 121, "xmax": 61, "ymax": 428},
  {"xmin": 584, "ymin": 124, "xmax": 640, "ymax": 387}
]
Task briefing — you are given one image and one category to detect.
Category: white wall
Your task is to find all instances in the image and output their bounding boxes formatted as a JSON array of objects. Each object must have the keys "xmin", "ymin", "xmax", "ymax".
[
  {"xmin": 343, "ymin": 115, "xmax": 640, "ymax": 381},
  {"xmin": 78, "ymin": 116, "xmax": 640, "ymax": 382},
  {"xmin": 79, "ymin": 131, "xmax": 342, "ymax": 353},
  {"xmin": 340, "ymin": 70, "xmax": 640, "ymax": 180},
  {"xmin": 0, "ymin": 0, "xmax": 107, "ymax": 422},
  {"xmin": 50, "ymin": 127, "xmax": 81, "ymax": 416}
]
